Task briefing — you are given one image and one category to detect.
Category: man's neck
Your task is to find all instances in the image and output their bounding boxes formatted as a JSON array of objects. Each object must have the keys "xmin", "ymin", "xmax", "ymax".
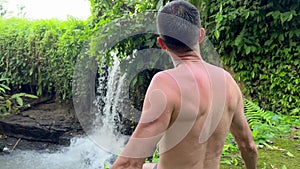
[{"xmin": 168, "ymin": 50, "xmax": 203, "ymax": 67}]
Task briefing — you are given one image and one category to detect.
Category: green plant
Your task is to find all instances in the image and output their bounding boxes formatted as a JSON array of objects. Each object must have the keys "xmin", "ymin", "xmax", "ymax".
[
  {"xmin": 0, "ymin": 78, "xmax": 38, "ymax": 116},
  {"xmin": 0, "ymin": 78, "xmax": 10, "ymax": 94},
  {"xmin": 151, "ymin": 148, "xmax": 160, "ymax": 163},
  {"xmin": 0, "ymin": 17, "xmax": 89, "ymax": 100},
  {"xmin": 243, "ymin": 98, "xmax": 299, "ymax": 144},
  {"xmin": 244, "ymin": 99, "xmax": 277, "ymax": 127},
  {"xmin": 0, "ymin": 78, "xmax": 11, "ymax": 114},
  {"xmin": 202, "ymin": 0, "xmax": 300, "ymax": 115},
  {"xmin": 221, "ymin": 98, "xmax": 299, "ymax": 166},
  {"xmin": 104, "ymin": 163, "xmax": 110, "ymax": 169}
]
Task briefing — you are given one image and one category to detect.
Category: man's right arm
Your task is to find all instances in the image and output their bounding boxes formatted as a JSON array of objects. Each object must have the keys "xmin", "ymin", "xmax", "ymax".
[{"xmin": 230, "ymin": 87, "xmax": 258, "ymax": 169}]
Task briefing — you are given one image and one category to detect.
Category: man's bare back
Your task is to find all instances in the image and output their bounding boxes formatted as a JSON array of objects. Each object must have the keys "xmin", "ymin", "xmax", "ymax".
[
  {"xmin": 114, "ymin": 59, "xmax": 257, "ymax": 169},
  {"xmin": 149, "ymin": 61, "xmax": 251, "ymax": 169},
  {"xmin": 111, "ymin": 1, "xmax": 257, "ymax": 168}
]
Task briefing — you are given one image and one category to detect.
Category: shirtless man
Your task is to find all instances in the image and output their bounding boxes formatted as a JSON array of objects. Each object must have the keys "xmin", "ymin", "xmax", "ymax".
[{"xmin": 111, "ymin": 0, "xmax": 258, "ymax": 169}]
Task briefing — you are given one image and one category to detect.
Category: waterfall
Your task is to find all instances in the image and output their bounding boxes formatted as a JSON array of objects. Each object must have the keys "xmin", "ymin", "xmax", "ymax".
[
  {"xmin": 90, "ymin": 56, "xmax": 130, "ymax": 156},
  {"xmin": 0, "ymin": 56, "xmax": 130, "ymax": 169},
  {"xmin": 0, "ymin": 49, "xmax": 173, "ymax": 169}
]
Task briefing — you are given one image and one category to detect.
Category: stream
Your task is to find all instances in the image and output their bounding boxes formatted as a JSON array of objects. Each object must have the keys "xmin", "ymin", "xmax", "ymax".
[{"xmin": 0, "ymin": 137, "xmax": 112, "ymax": 169}]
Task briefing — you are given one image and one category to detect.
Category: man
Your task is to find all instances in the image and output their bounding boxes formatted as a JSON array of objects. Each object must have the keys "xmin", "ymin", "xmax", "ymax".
[{"xmin": 111, "ymin": 0, "xmax": 258, "ymax": 169}]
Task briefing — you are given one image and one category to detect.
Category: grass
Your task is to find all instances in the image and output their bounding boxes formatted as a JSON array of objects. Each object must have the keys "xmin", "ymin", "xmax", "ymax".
[{"xmin": 221, "ymin": 128, "xmax": 300, "ymax": 169}]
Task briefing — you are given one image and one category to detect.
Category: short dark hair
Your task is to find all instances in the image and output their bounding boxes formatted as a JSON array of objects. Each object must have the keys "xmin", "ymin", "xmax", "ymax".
[{"xmin": 157, "ymin": 0, "xmax": 201, "ymax": 52}]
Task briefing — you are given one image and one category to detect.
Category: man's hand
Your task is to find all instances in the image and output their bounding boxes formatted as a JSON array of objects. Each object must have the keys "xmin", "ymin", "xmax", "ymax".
[{"xmin": 111, "ymin": 156, "xmax": 145, "ymax": 169}]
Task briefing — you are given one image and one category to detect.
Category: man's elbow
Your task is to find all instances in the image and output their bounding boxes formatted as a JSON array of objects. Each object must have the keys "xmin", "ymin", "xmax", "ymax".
[{"xmin": 238, "ymin": 141, "xmax": 258, "ymax": 156}]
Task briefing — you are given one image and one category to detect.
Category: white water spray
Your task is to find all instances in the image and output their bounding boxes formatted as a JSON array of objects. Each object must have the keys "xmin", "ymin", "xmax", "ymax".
[{"xmin": 0, "ymin": 57, "xmax": 129, "ymax": 169}]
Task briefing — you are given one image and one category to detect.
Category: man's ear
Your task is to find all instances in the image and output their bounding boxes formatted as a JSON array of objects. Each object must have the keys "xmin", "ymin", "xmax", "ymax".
[
  {"xmin": 157, "ymin": 37, "xmax": 167, "ymax": 50},
  {"xmin": 198, "ymin": 28, "xmax": 206, "ymax": 44}
]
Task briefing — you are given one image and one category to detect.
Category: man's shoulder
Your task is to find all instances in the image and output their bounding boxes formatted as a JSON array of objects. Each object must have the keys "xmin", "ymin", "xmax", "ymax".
[
  {"xmin": 205, "ymin": 63, "xmax": 235, "ymax": 85},
  {"xmin": 152, "ymin": 70, "xmax": 175, "ymax": 82},
  {"xmin": 203, "ymin": 63, "xmax": 240, "ymax": 94},
  {"xmin": 149, "ymin": 70, "xmax": 179, "ymax": 91}
]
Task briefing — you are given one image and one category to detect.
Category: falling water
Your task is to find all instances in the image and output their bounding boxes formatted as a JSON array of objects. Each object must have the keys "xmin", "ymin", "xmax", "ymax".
[
  {"xmin": 90, "ymin": 56, "xmax": 130, "ymax": 155},
  {"xmin": 0, "ymin": 57, "xmax": 130, "ymax": 169},
  {"xmin": 0, "ymin": 48, "xmax": 174, "ymax": 169}
]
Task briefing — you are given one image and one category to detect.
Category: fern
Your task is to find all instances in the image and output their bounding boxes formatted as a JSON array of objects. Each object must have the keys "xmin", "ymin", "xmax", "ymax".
[{"xmin": 243, "ymin": 99, "xmax": 276, "ymax": 128}]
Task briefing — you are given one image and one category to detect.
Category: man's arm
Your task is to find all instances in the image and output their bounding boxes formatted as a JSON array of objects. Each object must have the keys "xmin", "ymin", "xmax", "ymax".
[
  {"xmin": 230, "ymin": 88, "xmax": 258, "ymax": 169},
  {"xmin": 111, "ymin": 72, "xmax": 175, "ymax": 169}
]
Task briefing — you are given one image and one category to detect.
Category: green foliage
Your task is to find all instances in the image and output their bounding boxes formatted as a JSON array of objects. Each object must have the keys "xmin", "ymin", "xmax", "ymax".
[
  {"xmin": 244, "ymin": 98, "xmax": 299, "ymax": 145},
  {"xmin": 103, "ymin": 163, "xmax": 110, "ymax": 169},
  {"xmin": 0, "ymin": 17, "xmax": 89, "ymax": 99},
  {"xmin": 89, "ymin": 0, "xmax": 160, "ymax": 26},
  {"xmin": 151, "ymin": 148, "xmax": 160, "ymax": 163},
  {"xmin": 0, "ymin": 0, "xmax": 165, "ymax": 102},
  {"xmin": 0, "ymin": 77, "xmax": 38, "ymax": 116},
  {"xmin": 243, "ymin": 99, "xmax": 277, "ymax": 145},
  {"xmin": 89, "ymin": 0, "xmax": 165, "ymax": 67},
  {"xmin": 202, "ymin": 0, "xmax": 300, "ymax": 115},
  {"xmin": 221, "ymin": 98, "xmax": 299, "ymax": 166},
  {"xmin": 244, "ymin": 99, "xmax": 276, "ymax": 127},
  {"xmin": 244, "ymin": 99, "xmax": 299, "ymax": 145},
  {"xmin": 0, "ymin": 78, "xmax": 10, "ymax": 93}
]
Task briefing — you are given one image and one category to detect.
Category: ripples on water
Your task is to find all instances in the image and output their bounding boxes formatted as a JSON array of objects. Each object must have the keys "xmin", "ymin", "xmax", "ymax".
[{"xmin": 0, "ymin": 137, "xmax": 114, "ymax": 169}]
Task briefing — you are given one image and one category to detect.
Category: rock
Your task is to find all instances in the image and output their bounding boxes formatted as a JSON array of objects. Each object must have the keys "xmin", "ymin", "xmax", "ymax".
[
  {"xmin": 2, "ymin": 147, "xmax": 10, "ymax": 153},
  {"xmin": 0, "ymin": 136, "xmax": 61, "ymax": 151},
  {"xmin": 0, "ymin": 102, "xmax": 82, "ymax": 144},
  {"xmin": 0, "ymin": 142, "xmax": 4, "ymax": 151}
]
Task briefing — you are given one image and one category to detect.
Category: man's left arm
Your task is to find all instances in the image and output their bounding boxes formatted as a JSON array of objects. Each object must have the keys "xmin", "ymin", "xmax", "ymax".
[{"xmin": 111, "ymin": 72, "xmax": 176, "ymax": 169}]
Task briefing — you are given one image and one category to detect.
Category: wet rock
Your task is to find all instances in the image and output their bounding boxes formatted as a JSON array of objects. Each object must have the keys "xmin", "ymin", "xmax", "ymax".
[
  {"xmin": 0, "ymin": 136, "xmax": 61, "ymax": 151},
  {"xmin": 0, "ymin": 142, "xmax": 4, "ymax": 152},
  {"xmin": 0, "ymin": 102, "xmax": 82, "ymax": 144},
  {"xmin": 2, "ymin": 147, "xmax": 10, "ymax": 154}
]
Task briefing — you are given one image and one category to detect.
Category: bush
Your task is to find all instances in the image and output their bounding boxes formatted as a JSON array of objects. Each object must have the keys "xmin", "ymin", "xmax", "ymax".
[
  {"xmin": 0, "ymin": 0, "xmax": 161, "ymax": 101},
  {"xmin": 0, "ymin": 17, "xmax": 90, "ymax": 99},
  {"xmin": 202, "ymin": 0, "xmax": 300, "ymax": 115}
]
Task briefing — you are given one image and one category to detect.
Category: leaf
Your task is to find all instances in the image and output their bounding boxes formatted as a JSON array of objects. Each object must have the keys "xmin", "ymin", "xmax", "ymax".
[
  {"xmin": 278, "ymin": 34, "xmax": 284, "ymax": 41},
  {"xmin": 0, "ymin": 78, "xmax": 9, "ymax": 82},
  {"xmin": 10, "ymin": 92, "xmax": 37, "ymax": 99},
  {"xmin": 0, "ymin": 88, "xmax": 5, "ymax": 93},
  {"xmin": 6, "ymin": 100, "xmax": 12, "ymax": 108},
  {"xmin": 234, "ymin": 33, "xmax": 244, "ymax": 46},
  {"xmin": 156, "ymin": 0, "xmax": 163, "ymax": 11},
  {"xmin": 220, "ymin": 160, "xmax": 231, "ymax": 165},
  {"xmin": 29, "ymin": 67, "xmax": 34, "ymax": 76},
  {"xmin": 23, "ymin": 93, "xmax": 38, "ymax": 99},
  {"xmin": 0, "ymin": 84, "xmax": 10, "ymax": 91},
  {"xmin": 246, "ymin": 46, "xmax": 251, "ymax": 55},
  {"xmin": 16, "ymin": 97, "xmax": 23, "ymax": 106},
  {"xmin": 245, "ymin": 11, "xmax": 250, "ymax": 19},
  {"xmin": 286, "ymin": 151, "xmax": 294, "ymax": 158},
  {"xmin": 214, "ymin": 30, "xmax": 220, "ymax": 39},
  {"xmin": 11, "ymin": 93, "xmax": 25, "ymax": 99}
]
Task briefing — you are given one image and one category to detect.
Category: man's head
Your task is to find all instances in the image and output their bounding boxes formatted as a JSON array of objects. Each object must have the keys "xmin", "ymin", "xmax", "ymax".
[{"xmin": 157, "ymin": 0, "xmax": 205, "ymax": 53}]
